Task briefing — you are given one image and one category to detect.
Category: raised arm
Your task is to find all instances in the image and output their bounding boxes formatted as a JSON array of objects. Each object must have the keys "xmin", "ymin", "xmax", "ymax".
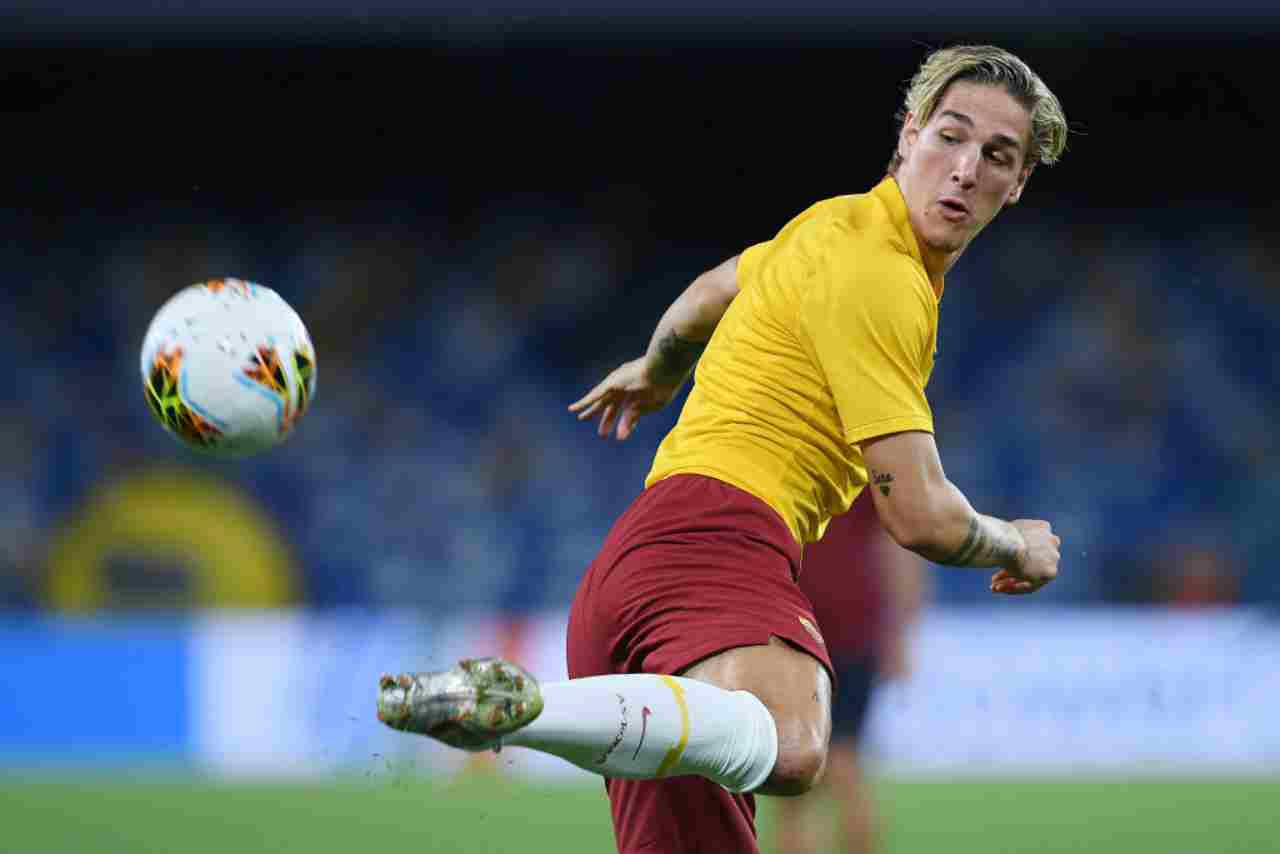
[
  {"xmin": 570, "ymin": 255, "xmax": 741, "ymax": 440},
  {"xmin": 640, "ymin": 255, "xmax": 741, "ymax": 384},
  {"xmin": 861, "ymin": 430, "xmax": 1060, "ymax": 595}
]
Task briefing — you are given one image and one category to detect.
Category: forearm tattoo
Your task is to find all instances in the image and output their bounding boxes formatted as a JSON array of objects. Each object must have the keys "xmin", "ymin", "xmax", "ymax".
[
  {"xmin": 650, "ymin": 330, "xmax": 706, "ymax": 385},
  {"xmin": 933, "ymin": 515, "xmax": 1024, "ymax": 567},
  {"xmin": 871, "ymin": 466, "xmax": 1023, "ymax": 567}
]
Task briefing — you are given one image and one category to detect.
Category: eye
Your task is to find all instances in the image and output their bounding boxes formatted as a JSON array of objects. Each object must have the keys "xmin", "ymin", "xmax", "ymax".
[{"xmin": 940, "ymin": 132, "xmax": 959, "ymax": 144}]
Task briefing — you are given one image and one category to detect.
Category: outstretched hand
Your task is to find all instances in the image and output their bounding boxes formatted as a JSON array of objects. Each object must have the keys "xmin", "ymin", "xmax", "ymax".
[{"xmin": 568, "ymin": 357, "xmax": 683, "ymax": 441}]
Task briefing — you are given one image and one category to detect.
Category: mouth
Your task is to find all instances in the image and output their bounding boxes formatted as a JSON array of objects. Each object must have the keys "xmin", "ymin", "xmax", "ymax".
[{"xmin": 938, "ymin": 198, "xmax": 970, "ymax": 221}]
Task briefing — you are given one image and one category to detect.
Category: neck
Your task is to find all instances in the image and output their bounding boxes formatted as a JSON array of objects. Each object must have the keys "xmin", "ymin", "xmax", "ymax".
[
  {"xmin": 891, "ymin": 172, "xmax": 963, "ymax": 285},
  {"xmin": 919, "ymin": 242, "xmax": 959, "ymax": 283}
]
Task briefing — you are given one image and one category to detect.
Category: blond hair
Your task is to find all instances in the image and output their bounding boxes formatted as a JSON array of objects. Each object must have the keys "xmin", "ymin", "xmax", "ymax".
[{"xmin": 888, "ymin": 45, "xmax": 1067, "ymax": 173}]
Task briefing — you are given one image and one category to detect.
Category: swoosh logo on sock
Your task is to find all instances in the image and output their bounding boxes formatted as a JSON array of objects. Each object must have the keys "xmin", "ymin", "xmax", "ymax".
[{"xmin": 632, "ymin": 705, "xmax": 651, "ymax": 762}]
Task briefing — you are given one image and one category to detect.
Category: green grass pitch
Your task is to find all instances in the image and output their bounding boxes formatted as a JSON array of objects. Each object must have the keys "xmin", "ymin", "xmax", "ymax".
[{"xmin": 1, "ymin": 773, "xmax": 1276, "ymax": 854}]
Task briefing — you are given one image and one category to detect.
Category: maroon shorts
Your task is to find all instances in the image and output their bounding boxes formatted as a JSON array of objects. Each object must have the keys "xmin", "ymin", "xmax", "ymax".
[{"xmin": 566, "ymin": 474, "xmax": 833, "ymax": 854}]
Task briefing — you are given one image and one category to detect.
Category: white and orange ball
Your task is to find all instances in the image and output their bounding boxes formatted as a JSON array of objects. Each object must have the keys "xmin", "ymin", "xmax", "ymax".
[{"xmin": 140, "ymin": 279, "xmax": 316, "ymax": 458}]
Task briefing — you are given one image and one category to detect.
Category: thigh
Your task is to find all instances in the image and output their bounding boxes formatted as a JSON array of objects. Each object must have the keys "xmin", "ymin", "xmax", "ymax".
[
  {"xmin": 568, "ymin": 535, "xmax": 836, "ymax": 686},
  {"xmin": 566, "ymin": 555, "xmax": 613, "ymax": 680},
  {"xmin": 681, "ymin": 636, "xmax": 832, "ymax": 746},
  {"xmin": 567, "ymin": 474, "xmax": 835, "ymax": 685},
  {"xmin": 681, "ymin": 636, "xmax": 833, "ymax": 795}
]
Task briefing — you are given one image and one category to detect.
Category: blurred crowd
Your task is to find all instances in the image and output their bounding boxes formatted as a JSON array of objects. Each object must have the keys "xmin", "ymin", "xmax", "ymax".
[{"xmin": 1, "ymin": 195, "xmax": 1277, "ymax": 612}]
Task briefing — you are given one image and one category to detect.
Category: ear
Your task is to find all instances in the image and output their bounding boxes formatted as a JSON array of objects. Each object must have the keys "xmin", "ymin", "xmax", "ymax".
[
  {"xmin": 897, "ymin": 112, "xmax": 920, "ymax": 165},
  {"xmin": 1005, "ymin": 161, "xmax": 1034, "ymax": 207}
]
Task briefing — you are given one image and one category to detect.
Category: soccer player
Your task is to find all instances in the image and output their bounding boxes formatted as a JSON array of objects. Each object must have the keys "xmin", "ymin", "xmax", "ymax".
[
  {"xmin": 773, "ymin": 491, "xmax": 927, "ymax": 854},
  {"xmin": 379, "ymin": 44, "xmax": 1067, "ymax": 853}
]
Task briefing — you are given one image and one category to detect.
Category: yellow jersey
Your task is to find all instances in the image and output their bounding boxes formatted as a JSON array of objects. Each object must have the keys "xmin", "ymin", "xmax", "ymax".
[{"xmin": 645, "ymin": 177, "xmax": 942, "ymax": 544}]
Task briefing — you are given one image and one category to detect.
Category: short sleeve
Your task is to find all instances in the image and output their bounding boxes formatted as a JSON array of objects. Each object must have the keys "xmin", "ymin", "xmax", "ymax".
[
  {"xmin": 735, "ymin": 241, "xmax": 771, "ymax": 292},
  {"xmin": 798, "ymin": 261, "xmax": 935, "ymax": 445},
  {"xmin": 737, "ymin": 201, "xmax": 829, "ymax": 292}
]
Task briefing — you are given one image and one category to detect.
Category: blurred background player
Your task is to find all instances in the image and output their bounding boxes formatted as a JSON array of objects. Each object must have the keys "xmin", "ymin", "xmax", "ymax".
[{"xmin": 774, "ymin": 491, "xmax": 927, "ymax": 854}]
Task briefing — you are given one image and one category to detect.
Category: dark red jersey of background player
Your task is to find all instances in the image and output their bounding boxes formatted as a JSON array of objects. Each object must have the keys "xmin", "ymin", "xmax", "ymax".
[{"xmin": 797, "ymin": 491, "xmax": 891, "ymax": 660}]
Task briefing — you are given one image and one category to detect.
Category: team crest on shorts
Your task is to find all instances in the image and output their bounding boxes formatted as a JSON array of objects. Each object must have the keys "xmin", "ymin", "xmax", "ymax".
[{"xmin": 797, "ymin": 615, "xmax": 825, "ymax": 646}]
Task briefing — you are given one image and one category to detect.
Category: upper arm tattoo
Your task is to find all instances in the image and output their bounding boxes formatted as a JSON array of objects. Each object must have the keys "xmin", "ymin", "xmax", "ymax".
[
  {"xmin": 870, "ymin": 469, "xmax": 895, "ymax": 497},
  {"xmin": 651, "ymin": 330, "xmax": 706, "ymax": 385}
]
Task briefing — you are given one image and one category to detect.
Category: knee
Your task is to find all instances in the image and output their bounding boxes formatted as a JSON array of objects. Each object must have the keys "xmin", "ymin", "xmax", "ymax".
[{"xmin": 763, "ymin": 728, "xmax": 828, "ymax": 796}]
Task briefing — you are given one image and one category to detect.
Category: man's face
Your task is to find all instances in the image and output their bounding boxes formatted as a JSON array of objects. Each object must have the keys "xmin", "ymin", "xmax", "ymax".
[{"xmin": 895, "ymin": 81, "xmax": 1034, "ymax": 258}]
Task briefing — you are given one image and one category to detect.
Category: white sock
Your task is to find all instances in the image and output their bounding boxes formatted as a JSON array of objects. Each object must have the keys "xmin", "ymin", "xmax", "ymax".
[{"xmin": 503, "ymin": 674, "xmax": 778, "ymax": 793}]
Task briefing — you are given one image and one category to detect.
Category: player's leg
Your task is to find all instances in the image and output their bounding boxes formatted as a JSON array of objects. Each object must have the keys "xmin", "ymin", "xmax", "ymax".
[
  {"xmin": 379, "ymin": 476, "xmax": 830, "ymax": 851},
  {"xmin": 824, "ymin": 738, "xmax": 880, "ymax": 854},
  {"xmin": 830, "ymin": 652, "xmax": 882, "ymax": 854},
  {"xmin": 773, "ymin": 785, "xmax": 826, "ymax": 854},
  {"xmin": 589, "ymin": 637, "xmax": 831, "ymax": 854},
  {"xmin": 378, "ymin": 653, "xmax": 783, "ymax": 793},
  {"xmin": 775, "ymin": 651, "xmax": 879, "ymax": 854},
  {"xmin": 379, "ymin": 636, "xmax": 829, "ymax": 798},
  {"xmin": 377, "ymin": 634, "xmax": 826, "ymax": 854},
  {"xmin": 379, "ymin": 489, "xmax": 829, "ymax": 794},
  {"xmin": 678, "ymin": 635, "xmax": 832, "ymax": 796}
]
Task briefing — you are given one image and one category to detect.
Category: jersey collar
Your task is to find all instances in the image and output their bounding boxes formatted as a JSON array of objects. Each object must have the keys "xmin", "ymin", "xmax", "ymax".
[{"xmin": 873, "ymin": 176, "xmax": 945, "ymax": 301}]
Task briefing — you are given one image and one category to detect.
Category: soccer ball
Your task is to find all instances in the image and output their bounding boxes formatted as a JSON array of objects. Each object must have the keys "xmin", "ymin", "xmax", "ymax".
[{"xmin": 140, "ymin": 279, "xmax": 316, "ymax": 458}]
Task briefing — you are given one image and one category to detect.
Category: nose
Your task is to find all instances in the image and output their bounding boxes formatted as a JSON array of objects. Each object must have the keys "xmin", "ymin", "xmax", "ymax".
[{"xmin": 951, "ymin": 147, "xmax": 979, "ymax": 188}]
